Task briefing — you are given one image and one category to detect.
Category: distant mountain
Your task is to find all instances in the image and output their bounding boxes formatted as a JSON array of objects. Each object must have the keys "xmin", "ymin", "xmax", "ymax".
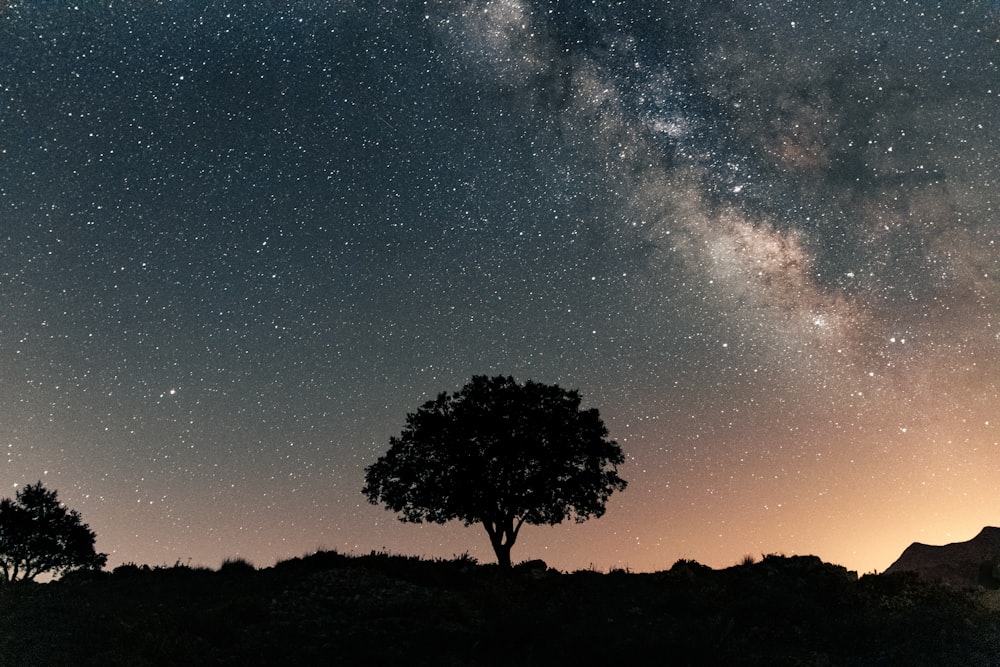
[{"xmin": 885, "ymin": 526, "xmax": 1000, "ymax": 587}]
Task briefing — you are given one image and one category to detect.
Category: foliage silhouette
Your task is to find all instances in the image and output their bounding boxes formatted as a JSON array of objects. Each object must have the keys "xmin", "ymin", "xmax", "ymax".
[
  {"xmin": 219, "ymin": 557, "xmax": 256, "ymax": 575},
  {"xmin": 0, "ymin": 481, "xmax": 107, "ymax": 582},
  {"xmin": 363, "ymin": 375, "xmax": 627, "ymax": 568}
]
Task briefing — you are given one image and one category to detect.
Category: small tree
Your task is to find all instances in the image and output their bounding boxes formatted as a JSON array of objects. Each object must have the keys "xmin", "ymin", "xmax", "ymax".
[
  {"xmin": 363, "ymin": 375, "xmax": 627, "ymax": 568},
  {"xmin": 0, "ymin": 481, "xmax": 107, "ymax": 582}
]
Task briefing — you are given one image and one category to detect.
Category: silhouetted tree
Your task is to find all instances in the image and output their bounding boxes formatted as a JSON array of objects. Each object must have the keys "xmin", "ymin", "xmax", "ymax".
[
  {"xmin": 363, "ymin": 375, "xmax": 627, "ymax": 568},
  {"xmin": 0, "ymin": 481, "xmax": 107, "ymax": 582}
]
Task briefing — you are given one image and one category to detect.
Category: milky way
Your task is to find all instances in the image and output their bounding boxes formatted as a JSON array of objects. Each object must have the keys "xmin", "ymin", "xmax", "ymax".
[{"xmin": 1, "ymin": 1, "xmax": 997, "ymax": 573}]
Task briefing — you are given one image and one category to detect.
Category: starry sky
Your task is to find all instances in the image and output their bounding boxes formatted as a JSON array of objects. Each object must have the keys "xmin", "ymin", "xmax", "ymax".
[{"xmin": 1, "ymin": 0, "xmax": 997, "ymax": 575}]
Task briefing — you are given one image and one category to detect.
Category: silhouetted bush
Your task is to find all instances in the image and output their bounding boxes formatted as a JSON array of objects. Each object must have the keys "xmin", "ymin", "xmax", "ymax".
[
  {"xmin": 271, "ymin": 549, "xmax": 350, "ymax": 574},
  {"xmin": 112, "ymin": 562, "xmax": 151, "ymax": 577},
  {"xmin": 514, "ymin": 558, "xmax": 549, "ymax": 574},
  {"xmin": 669, "ymin": 558, "xmax": 714, "ymax": 578},
  {"xmin": 219, "ymin": 557, "xmax": 256, "ymax": 574}
]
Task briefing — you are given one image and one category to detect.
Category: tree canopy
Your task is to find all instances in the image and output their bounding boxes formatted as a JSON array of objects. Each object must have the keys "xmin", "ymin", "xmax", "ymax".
[
  {"xmin": 0, "ymin": 481, "xmax": 107, "ymax": 582},
  {"xmin": 363, "ymin": 375, "xmax": 627, "ymax": 568}
]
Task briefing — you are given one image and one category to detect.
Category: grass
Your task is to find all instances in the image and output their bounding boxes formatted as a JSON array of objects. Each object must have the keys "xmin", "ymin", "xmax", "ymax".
[{"xmin": 1, "ymin": 552, "xmax": 999, "ymax": 666}]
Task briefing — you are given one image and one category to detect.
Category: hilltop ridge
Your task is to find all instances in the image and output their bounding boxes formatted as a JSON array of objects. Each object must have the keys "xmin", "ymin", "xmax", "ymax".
[{"xmin": 885, "ymin": 526, "xmax": 1000, "ymax": 587}]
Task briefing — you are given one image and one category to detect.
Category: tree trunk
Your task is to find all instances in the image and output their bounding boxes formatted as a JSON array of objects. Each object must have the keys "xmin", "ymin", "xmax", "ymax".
[
  {"xmin": 493, "ymin": 541, "xmax": 512, "ymax": 569},
  {"xmin": 483, "ymin": 519, "xmax": 519, "ymax": 569}
]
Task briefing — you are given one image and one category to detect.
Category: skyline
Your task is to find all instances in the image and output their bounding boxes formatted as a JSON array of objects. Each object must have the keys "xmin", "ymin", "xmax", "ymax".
[{"xmin": 1, "ymin": 0, "xmax": 998, "ymax": 574}]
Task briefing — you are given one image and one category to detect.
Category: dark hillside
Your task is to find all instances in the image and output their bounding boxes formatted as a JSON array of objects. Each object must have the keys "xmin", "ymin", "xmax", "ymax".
[
  {"xmin": 1, "ymin": 552, "xmax": 999, "ymax": 666},
  {"xmin": 885, "ymin": 527, "xmax": 1000, "ymax": 587}
]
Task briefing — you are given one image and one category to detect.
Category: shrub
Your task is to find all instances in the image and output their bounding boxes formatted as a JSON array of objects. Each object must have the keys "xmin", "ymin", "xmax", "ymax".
[
  {"xmin": 112, "ymin": 562, "xmax": 151, "ymax": 577},
  {"xmin": 219, "ymin": 557, "xmax": 256, "ymax": 574}
]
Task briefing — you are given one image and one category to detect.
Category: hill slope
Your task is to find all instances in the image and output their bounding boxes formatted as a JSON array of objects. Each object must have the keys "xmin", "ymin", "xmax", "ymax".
[
  {"xmin": 2, "ymin": 552, "xmax": 1000, "ymax": 665},
  {"xmin": 885, "ymin": 526, "xmax": 1000, "ymax": 587}
]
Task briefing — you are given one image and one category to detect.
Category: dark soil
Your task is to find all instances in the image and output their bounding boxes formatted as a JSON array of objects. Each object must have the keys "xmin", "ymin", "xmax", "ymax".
[{"xmin": 2, "ymin": 552, "xmax": 999, "ymax": 666}]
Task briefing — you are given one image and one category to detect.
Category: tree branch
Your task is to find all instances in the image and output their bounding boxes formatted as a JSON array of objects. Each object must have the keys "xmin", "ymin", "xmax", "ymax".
[{"xmin": 512, "ymin": 515, "xmax": 526, "ymax": 541}]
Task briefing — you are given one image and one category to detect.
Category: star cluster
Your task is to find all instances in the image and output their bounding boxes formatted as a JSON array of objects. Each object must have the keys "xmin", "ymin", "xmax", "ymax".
[{"xmin": 1, "ymin": 1, "xmax": 997, "ymax": 573}]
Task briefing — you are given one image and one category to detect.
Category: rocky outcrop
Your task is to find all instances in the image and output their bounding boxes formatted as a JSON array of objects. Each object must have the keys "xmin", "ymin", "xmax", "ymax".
[{"xmin": 885, "ymin": 526, "xmax": 1000, "ymax": 587}]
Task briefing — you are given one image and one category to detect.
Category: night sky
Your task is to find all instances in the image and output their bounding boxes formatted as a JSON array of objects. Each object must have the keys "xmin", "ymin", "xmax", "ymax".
[{"xmin": 2, "ymin": 1, "xmax": 997, "ymax": 575}]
